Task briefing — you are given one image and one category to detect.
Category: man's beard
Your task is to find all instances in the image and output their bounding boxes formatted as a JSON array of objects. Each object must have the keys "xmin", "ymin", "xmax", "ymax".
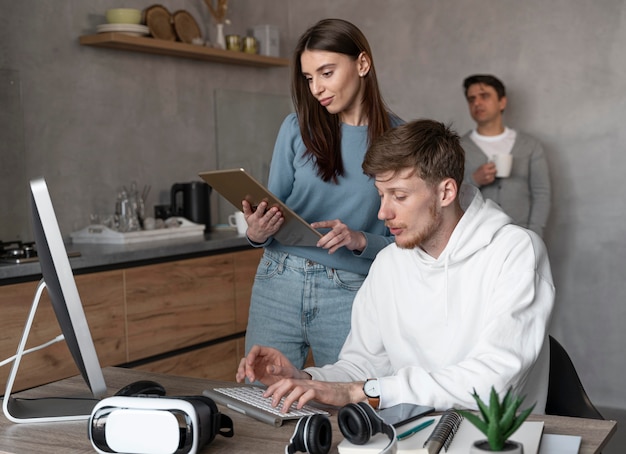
[{"xmin": 396, "ymin": 199, "xmax": 442, "ymax": 250}]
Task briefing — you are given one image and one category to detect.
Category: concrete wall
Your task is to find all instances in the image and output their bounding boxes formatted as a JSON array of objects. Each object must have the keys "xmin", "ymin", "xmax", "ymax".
[{"xmin": 1, "ymin": 0, "xmax": 625, "ymax": 411}]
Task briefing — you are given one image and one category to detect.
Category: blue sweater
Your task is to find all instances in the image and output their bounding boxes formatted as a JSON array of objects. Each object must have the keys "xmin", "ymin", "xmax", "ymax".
[{"xmin": 259, "ymin": 113, "xmax": 402, "ymax": 275}]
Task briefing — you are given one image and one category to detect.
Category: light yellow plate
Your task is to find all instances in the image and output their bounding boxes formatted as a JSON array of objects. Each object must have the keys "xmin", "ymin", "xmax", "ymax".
[{"xmin": 96, "ymin": 23, "xmax": 150, "ymax": 36}]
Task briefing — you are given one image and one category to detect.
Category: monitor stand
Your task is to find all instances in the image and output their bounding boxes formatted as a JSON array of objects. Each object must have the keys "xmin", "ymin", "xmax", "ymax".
[{"xmin": 2, "ymin": 279, "xmax": 99, "ymax": 423}]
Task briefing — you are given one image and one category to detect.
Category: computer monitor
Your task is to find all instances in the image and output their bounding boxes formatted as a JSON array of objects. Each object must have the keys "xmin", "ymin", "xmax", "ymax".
[{"xmin": 2, "ymin": 178, "xmax": 107, "ymax": 423}]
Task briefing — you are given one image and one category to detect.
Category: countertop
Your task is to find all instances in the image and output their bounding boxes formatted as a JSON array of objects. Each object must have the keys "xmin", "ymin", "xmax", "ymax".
[{"xmin": 0, "ymin": 229, "xmax": 251, "ymax": 284}]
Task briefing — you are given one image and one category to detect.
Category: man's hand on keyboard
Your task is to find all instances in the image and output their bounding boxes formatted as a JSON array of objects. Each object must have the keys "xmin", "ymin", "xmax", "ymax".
[
  {"xmin": 236, "ymin": 344, "xmax": 364, "ymax": 413},
  {"xmin": 263, "ymin": 377, "xmax": 361, "ymax": 413},
  {"xmin": 236, "ymin": 345, "xmax": 310, "ymax": 385}
]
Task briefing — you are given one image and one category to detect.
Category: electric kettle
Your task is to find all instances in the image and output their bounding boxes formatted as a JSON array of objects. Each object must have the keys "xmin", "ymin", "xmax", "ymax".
[{"xmin": 170, "ymin": 181, "xmax": 211, "ymax": 230}]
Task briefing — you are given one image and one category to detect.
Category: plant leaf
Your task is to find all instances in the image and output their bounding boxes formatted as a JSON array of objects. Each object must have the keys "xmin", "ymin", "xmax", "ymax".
[
  {"xmin": 489, "ymin": 387, "xmax": 501, "ymax": 422},
  {"xmin": 457, "ymin": 409, "xmax": 489, "ymax": 435},
  {"xmin": 487, "ymin": 418, "xmax": 505, "ymax": 451},
  {"xmin": 502, "ymin": 387, "xmax": 514, "ymax": 410},
  {"xmin": 504, "ymin": 403, "xmax": 536, "ymax": 439},
  {"xmin": 472, "ymin": 389, "xmax": 491, "ymax": 422},
  {"xmin": 500, "ymin": 395, "xmax": 524, "ymax": 430}
]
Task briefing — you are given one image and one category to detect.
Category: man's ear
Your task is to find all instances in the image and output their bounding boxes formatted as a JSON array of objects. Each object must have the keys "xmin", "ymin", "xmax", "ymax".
[
  {"xmin": 439, "ymin": 178, "xmax": 458, "ymax": 207},
  {"xmin": 499, "ymin": 95, "xmax": 508, "ymax": 114}
]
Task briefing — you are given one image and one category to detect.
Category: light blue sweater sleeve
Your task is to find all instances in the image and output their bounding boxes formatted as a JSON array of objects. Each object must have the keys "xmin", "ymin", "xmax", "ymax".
[{"xmin": 251, "ymin": 113, "xmax": 400, "ymax": 276}]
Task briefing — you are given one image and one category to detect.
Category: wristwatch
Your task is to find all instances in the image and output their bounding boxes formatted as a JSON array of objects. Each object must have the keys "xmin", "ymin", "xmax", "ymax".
[{"xmin": 363, "ymin": 378, "xmax": 380, "ymax": 409}]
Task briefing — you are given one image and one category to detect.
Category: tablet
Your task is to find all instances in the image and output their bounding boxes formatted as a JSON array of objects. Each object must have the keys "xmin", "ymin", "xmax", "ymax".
[{"xmin": 199, "ymin": 168, "xmax": 323, "ymax": 247}]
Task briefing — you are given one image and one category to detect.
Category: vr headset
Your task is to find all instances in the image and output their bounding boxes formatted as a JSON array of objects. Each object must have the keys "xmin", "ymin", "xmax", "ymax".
[{"xmin": 89, "ymin": 395, "xmax": 233, "ymax": 454}]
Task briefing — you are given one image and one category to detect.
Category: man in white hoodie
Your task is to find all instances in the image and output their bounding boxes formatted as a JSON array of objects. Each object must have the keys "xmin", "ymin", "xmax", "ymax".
[{"xmin": 237, "ymin": 119, "xmax": 555, "ymax": 413}]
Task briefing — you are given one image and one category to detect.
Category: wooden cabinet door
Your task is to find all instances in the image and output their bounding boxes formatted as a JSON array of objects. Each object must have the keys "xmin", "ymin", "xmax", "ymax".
[
  {"xmin": 233, "ymin": 248, "xmax": 263, "ymax": 332},
  {"xmin": 133, "ymin": 340, "xmax": 239, "ymax": 382},
  {"xmin": 0, "ymin": 270, "xmax": 125, "ymax": 392},
  {"xmin": 125, "ymin": 255, "xmax": 236, "ymax": 361}
]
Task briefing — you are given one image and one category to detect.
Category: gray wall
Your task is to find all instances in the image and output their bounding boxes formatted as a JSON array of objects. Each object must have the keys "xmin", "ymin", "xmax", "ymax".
[
  {"xmin": 0, "ymin": 0, "xmax": 291, "ymax": 238},
  {"xmin": 2, "ymin": 0, "xmax": 625, "ymax": 410}
]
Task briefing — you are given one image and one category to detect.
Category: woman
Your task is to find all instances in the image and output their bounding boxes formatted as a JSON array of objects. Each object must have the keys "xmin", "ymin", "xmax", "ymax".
[{"xmin": 243, "ymin": 18, "xmax": 402, "ymax": 368}]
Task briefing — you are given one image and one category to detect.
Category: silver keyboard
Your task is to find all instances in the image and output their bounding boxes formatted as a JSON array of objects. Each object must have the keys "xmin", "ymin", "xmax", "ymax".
[{"xmin": 203, "ymin": 386, "xmax": 330, "ymax": 427}]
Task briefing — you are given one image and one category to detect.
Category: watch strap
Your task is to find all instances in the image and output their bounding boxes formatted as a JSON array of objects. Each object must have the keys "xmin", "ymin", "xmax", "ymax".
[{"xmin": 367, "ymin": 396, "xmax": 380, "ymax": 409}]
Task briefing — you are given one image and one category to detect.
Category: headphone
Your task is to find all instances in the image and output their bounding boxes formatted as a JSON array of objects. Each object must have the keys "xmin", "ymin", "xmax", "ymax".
[
  {"xmin": 285, "ymin": 414, "xmax": 332, "ymax": 454},
  {"xmin": 285, "ymin": 402, "xmax": 397, "ymax": 454},
  {"xmin": 338, "ymin": 402, "xmax": 397, "ymax": 454}
]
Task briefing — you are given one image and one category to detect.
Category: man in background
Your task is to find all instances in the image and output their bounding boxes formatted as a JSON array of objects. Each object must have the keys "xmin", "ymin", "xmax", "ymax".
[{"xmin": 461, "ymin": 74, "xmax": 551, "ymax": 237}]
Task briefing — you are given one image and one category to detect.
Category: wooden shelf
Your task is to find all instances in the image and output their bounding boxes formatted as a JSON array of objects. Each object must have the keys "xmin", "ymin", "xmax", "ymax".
[{"xmin": 79, "ymin": 33, "xmax": 290, "ymax": 68}]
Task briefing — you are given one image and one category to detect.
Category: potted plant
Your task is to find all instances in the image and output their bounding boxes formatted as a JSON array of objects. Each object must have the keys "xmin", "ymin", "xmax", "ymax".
[{"xmin": 458, "ymin": 386, "xmax": 535, "ymax": 453}]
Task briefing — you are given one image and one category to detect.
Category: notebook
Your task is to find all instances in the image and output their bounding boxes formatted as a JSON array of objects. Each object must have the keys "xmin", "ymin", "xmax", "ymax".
[
  {"xmin": 202, "ymin": 385, "xmax": 330, "ymax": 428},
  {"xmin": 199, "ymin": 168, "xmax": 323, "ymax": 246},
  {"xmin": 337, "ymin": 412, "xmax": 545, "ymax": 454}
]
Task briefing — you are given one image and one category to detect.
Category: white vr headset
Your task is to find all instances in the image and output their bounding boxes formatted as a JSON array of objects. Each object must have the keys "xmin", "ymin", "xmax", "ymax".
[{"xmin": 89, "ymin": 395, "xmax": 234, "ymax": 454}]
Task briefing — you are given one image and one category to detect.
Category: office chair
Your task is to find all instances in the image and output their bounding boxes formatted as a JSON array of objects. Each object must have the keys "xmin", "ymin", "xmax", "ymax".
[{"xmin": 545, "ymin": 335, "xmax": 604, "ymax": 419}]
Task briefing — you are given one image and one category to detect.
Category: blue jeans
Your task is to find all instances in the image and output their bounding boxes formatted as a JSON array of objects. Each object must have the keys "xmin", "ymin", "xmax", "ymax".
[{"xmin": 245, "ymin": 249, "xmax": 366, "ymax": 369}]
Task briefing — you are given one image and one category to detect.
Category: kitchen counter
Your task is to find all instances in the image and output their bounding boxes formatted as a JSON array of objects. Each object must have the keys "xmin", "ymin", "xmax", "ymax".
[{"xmin": 0, "ymin": 229, "xmax": 251, "ymax": 284}]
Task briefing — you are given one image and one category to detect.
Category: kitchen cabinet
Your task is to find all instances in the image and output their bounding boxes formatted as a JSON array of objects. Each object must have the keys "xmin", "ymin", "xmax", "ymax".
[
  {"xmin": 125, "ymin": 255, "xmax": 236, "ymax": 361},
  {"xmin": 0, "ymin": 248, "xmax": 262, "ymax": 393},
  {"xmin": 133, "ymin": 340, "xmax": 240, "ymax": 382},
  {"xmin": 79, "ymin": 33, "xmax": 290, "ymax": 68},
  {"xmin": 0, "ymin": 270, "xmax": 127, "ymax": 392}
]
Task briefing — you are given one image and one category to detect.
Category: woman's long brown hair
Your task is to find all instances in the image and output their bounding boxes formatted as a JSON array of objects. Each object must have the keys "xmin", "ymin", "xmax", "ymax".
[{"xmin": 291, "ymin": 19, "xmax": 392, "ymax": 183}]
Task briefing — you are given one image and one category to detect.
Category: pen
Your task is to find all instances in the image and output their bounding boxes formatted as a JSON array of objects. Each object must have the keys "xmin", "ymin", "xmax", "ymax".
[{"xmin": 396, "ymin": 418, "xmax": 435, "ymax": 440}]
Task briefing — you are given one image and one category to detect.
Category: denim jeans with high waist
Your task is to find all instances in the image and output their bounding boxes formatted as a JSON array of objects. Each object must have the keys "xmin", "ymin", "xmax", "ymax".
[{"xmin": 245, "ymin": 248, "xmax": 366, "ymax": 369}]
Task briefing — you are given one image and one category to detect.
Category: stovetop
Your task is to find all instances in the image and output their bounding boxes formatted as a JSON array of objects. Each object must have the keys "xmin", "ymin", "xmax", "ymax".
[{"xmin": 0, "ymin": 240, "xmax": 80, "ymax": 264}]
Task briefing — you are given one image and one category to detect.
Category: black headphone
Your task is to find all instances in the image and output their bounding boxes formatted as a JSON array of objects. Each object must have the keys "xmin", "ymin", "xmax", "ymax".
[
  {"xmin": 338, "ymin": 402, "xmax": 397, "ymax": 454},
  {"xmin": 285, "ymin": 414, "xmax": 332, "ymax": 454},
  {"xmin": 285, "ymin": 402, "xmax": 397, "ymax": 454}
]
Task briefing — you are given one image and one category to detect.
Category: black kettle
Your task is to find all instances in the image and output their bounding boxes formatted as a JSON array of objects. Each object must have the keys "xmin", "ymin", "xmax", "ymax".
[{"xmin": 170, "ymin": 181, "xmax": 211, "ymax": 230}]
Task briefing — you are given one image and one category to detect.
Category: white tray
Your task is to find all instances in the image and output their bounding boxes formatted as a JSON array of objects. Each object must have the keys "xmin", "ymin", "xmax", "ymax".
[{"xmin": 70, "ymin": 217, "xmax": 205, "ymax": 244}]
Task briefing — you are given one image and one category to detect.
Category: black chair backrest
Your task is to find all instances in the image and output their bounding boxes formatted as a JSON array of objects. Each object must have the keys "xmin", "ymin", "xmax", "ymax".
[{"xmin": 545, "ymin": 336, "xmax": 604, "ymax": 419}]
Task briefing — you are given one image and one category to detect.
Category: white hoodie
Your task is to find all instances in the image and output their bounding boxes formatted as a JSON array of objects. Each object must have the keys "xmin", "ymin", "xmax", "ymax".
[{"xmin": 306, "ymin": 185, "xmax": 554, "ymax": 412}]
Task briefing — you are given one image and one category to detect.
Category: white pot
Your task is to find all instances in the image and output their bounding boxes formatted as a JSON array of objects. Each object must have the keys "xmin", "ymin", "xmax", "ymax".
[{"xmin": 470, "ymin": 439, "xmax": 523, "ymax": 453}]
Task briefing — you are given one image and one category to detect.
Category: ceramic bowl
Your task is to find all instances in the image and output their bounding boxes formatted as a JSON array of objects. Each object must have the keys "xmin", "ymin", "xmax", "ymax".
[{"xmin": 106, "ymin": 8, "xmax": 142, "ymax": 25}]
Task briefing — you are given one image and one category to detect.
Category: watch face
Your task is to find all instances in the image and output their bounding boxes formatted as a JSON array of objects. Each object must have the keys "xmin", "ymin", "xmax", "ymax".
[{"xmin": 363, "ymin": 379, "xmax": 380, "ymax": 398}]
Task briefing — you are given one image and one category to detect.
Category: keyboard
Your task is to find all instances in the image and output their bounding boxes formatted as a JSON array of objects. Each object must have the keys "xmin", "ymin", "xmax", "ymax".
[{"xmin": 202, "ymin": 385, "xmax": 330, "ymax": 427}]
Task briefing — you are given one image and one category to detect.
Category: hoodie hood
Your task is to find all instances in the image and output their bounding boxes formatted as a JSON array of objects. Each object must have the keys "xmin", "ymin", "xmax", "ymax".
[
  {"xmin": 415, "ymin": 184, "xmax": 513, "ymax": 266},
  {"xmin": 412, "ymin": 184, "xmax": 513, "ymax": 320},
  {"xmin": 445, "ymin": 184, "xmax": 513, "ymax": 264}
]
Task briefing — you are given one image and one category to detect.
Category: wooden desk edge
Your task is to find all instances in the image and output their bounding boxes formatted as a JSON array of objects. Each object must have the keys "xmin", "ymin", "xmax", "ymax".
[
  {"xmin": 1, "ymin": 367, "xmax": 618, "ymax": 454},
  {"xmin": 527, "ymin": 413, "xmax": 617, "ymax": 453}
]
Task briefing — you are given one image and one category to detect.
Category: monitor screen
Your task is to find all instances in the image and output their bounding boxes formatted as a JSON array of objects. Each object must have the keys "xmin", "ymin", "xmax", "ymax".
[{"xmin": 2, "ymin": 178, "xmax": 107, "ymax": 423}]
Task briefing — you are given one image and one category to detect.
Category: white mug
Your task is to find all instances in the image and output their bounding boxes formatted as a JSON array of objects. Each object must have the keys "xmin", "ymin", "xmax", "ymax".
[
  {"xmin": 492, "ymin": 154, "xmax": 513, "ymax": 178},
  {"xmin": 228, "ymin": 211, "xmax": 247, "ymax": 236}
]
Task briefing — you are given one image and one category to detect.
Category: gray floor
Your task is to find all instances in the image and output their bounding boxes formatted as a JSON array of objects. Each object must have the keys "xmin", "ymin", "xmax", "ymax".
[{"xmin": 596, "ymin": 406, "xmax": 624, "ymax": 453}]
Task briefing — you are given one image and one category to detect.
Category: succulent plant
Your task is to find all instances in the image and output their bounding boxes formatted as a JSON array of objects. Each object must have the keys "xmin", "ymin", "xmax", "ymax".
[{"xmin": 458, "ymin": 386, "xmax": 535, "ymax": 451}]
